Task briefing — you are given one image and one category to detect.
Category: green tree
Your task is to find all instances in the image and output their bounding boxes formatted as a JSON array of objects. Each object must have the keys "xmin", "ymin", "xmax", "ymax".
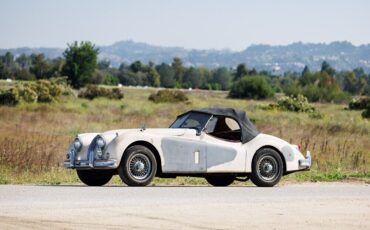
[
  {"xmin": 48, "ymin": 57, "xmax": 65, "ymax": 78},
  {"xmin": 130, "ymin": 61, "xmax": 142, "ymax": 73},
  {"xmin": 301, "ymin": 65, "xmax": 310, "ymax": 77},
  {"xmin": 62, "ymin": 41, "xmax": 99, "ymax": 88},
  {"xmin": 212, "ymin": 67, "xmax": 232, "ymax": 90},
  {"xmin": 16, "ymin": 54, "xmax": 32, "ymax": 69},
  {"xmin": 229, "ymin": 75, "xmax": 274, "ymax": 99},
  {"xmin": 183, "ymin": 67, "xmax": 202, "ymax": 88},
  {"xmin": 97, "ymin": 60, "xmax": 110, "ymax": 70},
  {"xmin": 0, "ymin": 52, "xmax": 14, "ymax": 79},
  {"xmin": 145, "ymin": 67, "xmax": 160, "ymax": 87},
  {"xmin": 234, "ymin": 63, "xmax": 248, "ymax": 81},
  {"xmin": 30, "ymin": 54, "xmax": 50, "ymax": 79},
  {"xmin": 156, "ymin": 63, "xmax": 175, "ymax": 88},
  {"xmin": 321, "ymin": 61, "xmax": 335, "ymax": 76},
  {"xmin": 172, "ymin": 57, "xmax": 184, "ymax": 86}
]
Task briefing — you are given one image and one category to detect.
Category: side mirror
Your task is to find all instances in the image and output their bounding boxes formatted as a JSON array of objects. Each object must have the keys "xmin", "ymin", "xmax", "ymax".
[
  {"xmin": 196, "ymin": 128, "xmax": 207, "ymax": 136},
  {"xmin": 196, "ymin": 129, "xmax": 201, "ymax": 136}
]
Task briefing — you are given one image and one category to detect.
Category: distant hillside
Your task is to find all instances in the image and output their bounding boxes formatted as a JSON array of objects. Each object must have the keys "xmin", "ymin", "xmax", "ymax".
[{"xmin": 1, "ymin": 40, "xmax": 370, "ymax": 73}]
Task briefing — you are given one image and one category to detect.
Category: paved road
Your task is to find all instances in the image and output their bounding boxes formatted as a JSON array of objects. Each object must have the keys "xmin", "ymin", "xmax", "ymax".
[{"xmin": 0, "ymin": 183, "xmax": 369, "ymax": 229}]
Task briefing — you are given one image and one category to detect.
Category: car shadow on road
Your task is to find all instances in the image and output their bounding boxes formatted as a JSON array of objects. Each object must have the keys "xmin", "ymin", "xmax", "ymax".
[{"xmin": 36, "ymin": 184, "xmax": 257, "ymax": 188}]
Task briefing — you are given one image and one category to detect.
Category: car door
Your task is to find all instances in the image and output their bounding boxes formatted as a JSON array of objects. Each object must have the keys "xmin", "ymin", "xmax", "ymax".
[
  {"xmin": 161, "ymin": 135, "xmax": 206, "ymax": 173},
  {"xmin": 203, "ymin": 116, "xmax": 246, "ymax": 173},
  {"xmin": 161, "ymin": 112, "xmax": 211, "ymax": 173}
]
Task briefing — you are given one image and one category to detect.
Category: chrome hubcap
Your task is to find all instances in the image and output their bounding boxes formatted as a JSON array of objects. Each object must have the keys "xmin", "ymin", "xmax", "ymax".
[
  {"xmin": 128, "ymin": 153, "xmax": 151, "ymax": 180},
  {"xmin": 263, "ymin": 163, "xmax": 273, "ymax": 173},
  {"xmin": 134, "ymin": 161, "xmax": 145, "ymax": 172},
  {"xmin": 257, "ymin": 155, "xmax": 279, "ymax": 182}
]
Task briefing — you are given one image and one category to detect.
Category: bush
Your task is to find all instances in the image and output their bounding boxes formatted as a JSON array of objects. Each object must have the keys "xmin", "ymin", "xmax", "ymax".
[
  {"xmin": 229, "ymin": 76, "xmax": 274, "ymax": 99},
  {"xmin": 348, "ymin": 97, "xmax": 370, "ymax": 110},
  {"xmin": 361, "ymin": 108, "xmax": 370, "ymax": 119},
  {"xmin": 19, "ymin": 86, "xmax": 38, "ymax": 103},
  {"xmin": 103, "ymin": 74, "xmax": 119, "ymax": 86},
  {"xmin": 33, "ymin": 80, "xmax": 54, "ymax": 103},
  {"xmin": 0, "ymin": 79, "xmax": 70, "ymax": 106},
  {"xmin": 50, "ymin": 77, "xmax": 75, "ymax": 96},
  {"xmin": 277, "ymin": 94, "xmax": 315, "ymax": 113},
  {"xmin": 0, "ymin": 88, "xmax": 20, "ymax": 106},
  {"xmin": 148, "ymin": 90, "xmax": 188, "ymax": 103},
  {"xmin": 78, "ymin": 85, "xmax": 124, "ymax": 100}
]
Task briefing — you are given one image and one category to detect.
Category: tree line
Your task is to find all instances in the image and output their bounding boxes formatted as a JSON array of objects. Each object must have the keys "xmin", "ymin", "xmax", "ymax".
[{"xmin": 1, "ymin": 41, "xmax": 369, "ymax": 102}]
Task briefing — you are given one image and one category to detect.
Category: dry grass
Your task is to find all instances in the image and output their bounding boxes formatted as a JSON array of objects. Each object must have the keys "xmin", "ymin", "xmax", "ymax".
[{"xmin": 0, "ymin": 85, "xmax": 369, "ymax": 184}]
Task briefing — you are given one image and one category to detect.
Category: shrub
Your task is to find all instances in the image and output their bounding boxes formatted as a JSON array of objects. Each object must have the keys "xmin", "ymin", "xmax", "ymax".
[
  {"xmin": 308, "ymin": 111, "xmax": 324, "ymax": 119},
  {"xmin": 110, "ymin": 88, "xmax": 124, "ymax": 100},
  {"xmin": 302, "ymin": 84, "xmax": 321, "ymax": 102},
  {"xmin": 361, "ymin": 108, "xmax": 370, "ymax": 119},
  {"xmin": 33, "ymin": 80, "xmax": 54, "ymax": 103},
  {"xmin": 348, "ymin": 97, "xmax": 370, "ymax": 110},
  {"xmin": 277, "ymin": 94, "xmax": 315, "ymax": 113},
  {"xmin": 229, "ymin": 76, "xmax": 274, "ymax": 99},
  {"xmin": 50, "ymin": 76, "xmax": 75, "ymax": 96},
  {"xmin": 0, "ymin": 88, "xmax": 20, "ymax": 106},
  {"xmin": 0, "ymin": 79, "xmax": 69, "ymax": 106},
  {"xmin": 78, "ymin": 85, "xmax": 124, "ymax": 100},
  {"xmin": 19, "ymin": 86, "xmax": 38, "ymax": 103},
  {"xmin": 148, "ymin": 90, "xmax": 188, "ymax": 103},
  {"xmin": 103, "ymin": 74, "xmax": 119, "ymax": 86}
]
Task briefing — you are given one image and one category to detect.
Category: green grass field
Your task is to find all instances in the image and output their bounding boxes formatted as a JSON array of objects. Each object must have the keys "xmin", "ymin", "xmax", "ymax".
[{"xmin": 0, "ymin": 85, "xmax": 369, "ymax": 185}]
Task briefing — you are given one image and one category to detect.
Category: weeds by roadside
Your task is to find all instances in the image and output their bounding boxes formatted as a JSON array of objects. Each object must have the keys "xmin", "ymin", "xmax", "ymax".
[{"xmin": 0, "ymin": 86, "xmax": 369, "ymax": 184}]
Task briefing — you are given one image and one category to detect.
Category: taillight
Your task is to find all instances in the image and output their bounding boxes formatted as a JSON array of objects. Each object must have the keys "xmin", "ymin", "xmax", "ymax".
[{"xmin": 297, "ymin": 144, "xmax": 301, "ymax": 151}]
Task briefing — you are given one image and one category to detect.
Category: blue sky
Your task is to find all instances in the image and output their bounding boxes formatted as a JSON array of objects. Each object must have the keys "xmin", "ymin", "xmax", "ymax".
[{"xmin": 1, "ymin": 0, "xmax": 369, "ymax": 50}]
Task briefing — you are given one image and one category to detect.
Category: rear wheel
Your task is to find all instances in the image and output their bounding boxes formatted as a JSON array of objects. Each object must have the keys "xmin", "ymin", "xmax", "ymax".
[
  {"xmin": 77, "ymin": 170, "xmax": 112, "ymax": 186},
  {"xmin": 250, "ymin": 148, "xmax": 283, "ymax": 187},
  {"xmin": 205, "ymin": 175, "xmax": 235, "ymax": 186},
  {"xmin": 119, "ymin": 145, "xmax": 157, "ymax": 186}
]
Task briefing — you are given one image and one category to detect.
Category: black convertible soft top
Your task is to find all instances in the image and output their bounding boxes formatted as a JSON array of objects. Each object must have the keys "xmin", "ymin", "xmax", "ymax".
[{"xmin": 180, "ymin": 108, "xmax": 260, "ymax": 143}]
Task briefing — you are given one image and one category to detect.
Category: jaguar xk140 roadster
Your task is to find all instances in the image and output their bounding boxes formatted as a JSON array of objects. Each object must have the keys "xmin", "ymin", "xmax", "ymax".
[{"xmin": 64, "ymin": 108, "xmax": 311, "ymax": 187}]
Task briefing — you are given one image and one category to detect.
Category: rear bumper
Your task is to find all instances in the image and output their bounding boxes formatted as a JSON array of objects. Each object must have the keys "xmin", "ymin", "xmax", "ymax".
[
  {"xmin": 298, "ymin": 151, "xmax": 312, "ymax": 170},
  {"xmin": 64, "ymin": 159, "xmax": 117, "ymax": 169}
]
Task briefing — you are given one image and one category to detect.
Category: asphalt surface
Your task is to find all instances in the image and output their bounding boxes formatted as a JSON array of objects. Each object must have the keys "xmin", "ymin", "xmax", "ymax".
[{"xmin": 0, "ymin": 183, "xmax": 369, "ymax": 229}]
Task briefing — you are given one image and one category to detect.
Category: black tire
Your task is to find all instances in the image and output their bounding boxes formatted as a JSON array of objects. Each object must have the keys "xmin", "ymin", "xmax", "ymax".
[
  {"xmin": 77, "ymin": 170, "xmax": 112, "ymax": 186},
  {"xmin": 205, "ymin": 175, "xmax": 235, "ymax": 187},
  {"xmin": 250, "ymin": 148, "xmax": 284, "ymax": 187},
  {"xmin": 118, "ymin": 145, "xmax": 157, "ymax": 186}
]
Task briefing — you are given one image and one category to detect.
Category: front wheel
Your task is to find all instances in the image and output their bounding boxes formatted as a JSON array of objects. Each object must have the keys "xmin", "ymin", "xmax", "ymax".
[
  {"xmin": 205, "ymin": 175, "xmax": 235, "ymax": 186},
  {"xmin": 118, "ymin": 145, "xmax": 157, "ymax": 186},
  {"xmin": 77, "ymin": 170, "xmax": 113, "ymax": 186},
  {"xmin": 250, "ymin": 148, "xmax": 283, "ymax": 187}
]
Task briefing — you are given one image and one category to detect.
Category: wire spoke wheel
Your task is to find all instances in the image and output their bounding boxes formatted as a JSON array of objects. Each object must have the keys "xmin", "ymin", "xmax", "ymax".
[
  {"xmin": 250, "ymin": 148, "xmax": 283, "ymax": 187},
  {"xmin": 257, "ymin": 156, "xmax": 279, "ymax": 182},
  {"xmin": 128, "ymin": 153, "xmax": 151, "ymax": 180},
  {"xmin": 119, "ymin": 145, "xmax": 157, "ymax": 186}
]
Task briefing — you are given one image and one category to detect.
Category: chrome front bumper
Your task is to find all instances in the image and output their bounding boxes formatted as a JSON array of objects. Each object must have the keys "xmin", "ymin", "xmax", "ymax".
[
  {"xmin": 64, "ymin": 159, "xmax": 117, "ymax": 169},
  {"xmin": 299, "ymin": 151, "xmax": 312, "ymax": 169}
]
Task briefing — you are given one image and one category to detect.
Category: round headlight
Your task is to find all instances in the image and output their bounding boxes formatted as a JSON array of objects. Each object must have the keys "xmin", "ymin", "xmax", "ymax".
[
  {"xmin": 73, "ymin": 139, "xmax": 82, "ymax": 152},
  {"xmin": 96, "ymin": 137, "xmax": 105, "ymax": 148}
]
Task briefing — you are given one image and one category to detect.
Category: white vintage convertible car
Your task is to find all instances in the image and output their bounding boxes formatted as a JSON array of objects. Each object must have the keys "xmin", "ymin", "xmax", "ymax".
[{"xmin": 64, "ymin": 108, "xmax": 311, "ymax": 187}]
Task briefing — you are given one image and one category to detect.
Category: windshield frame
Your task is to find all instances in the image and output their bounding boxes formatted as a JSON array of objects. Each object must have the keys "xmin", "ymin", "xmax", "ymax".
[{"xmin": 170, "ymin": 112, "xmax": 213, "ymax": 133}]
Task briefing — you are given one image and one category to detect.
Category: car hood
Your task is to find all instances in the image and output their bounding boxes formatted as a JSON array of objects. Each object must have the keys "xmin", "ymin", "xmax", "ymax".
[
  {"xmin": 76, "ymin": 128, "xmax": 190, "ymax": 149},
  {"xmin": 101, "ymin": 128, "xmax": 187, "ymax": 137}
]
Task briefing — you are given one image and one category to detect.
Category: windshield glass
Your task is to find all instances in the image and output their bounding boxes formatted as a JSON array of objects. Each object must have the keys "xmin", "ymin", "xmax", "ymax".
[{"xmin": 170, "ymin": 112, "xmax": 212, "ymax": 132}]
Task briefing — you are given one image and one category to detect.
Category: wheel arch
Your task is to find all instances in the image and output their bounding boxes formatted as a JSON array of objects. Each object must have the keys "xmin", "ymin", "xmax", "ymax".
[
  {"xmin": 123, "ymin": 141, "xmax": 163, "ymax": 175},
  {"xmin": 253, "ymin": 145, "xmax": 287, "ymax": 174}
]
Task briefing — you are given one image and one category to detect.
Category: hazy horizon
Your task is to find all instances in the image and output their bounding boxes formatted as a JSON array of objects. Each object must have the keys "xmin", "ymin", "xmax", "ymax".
[
  {"xmin": 1, "ymin": 39, "xmax": 370, "ymax": 52},
  {"xmin": 1, "ymin": 0, "xmax": 369, "ymax": 51}
]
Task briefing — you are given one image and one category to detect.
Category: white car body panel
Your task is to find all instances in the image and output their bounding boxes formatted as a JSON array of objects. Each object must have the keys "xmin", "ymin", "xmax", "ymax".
[{"xmin": 71, "ymin": 128, "xmax": 309, "ymax": 173}]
